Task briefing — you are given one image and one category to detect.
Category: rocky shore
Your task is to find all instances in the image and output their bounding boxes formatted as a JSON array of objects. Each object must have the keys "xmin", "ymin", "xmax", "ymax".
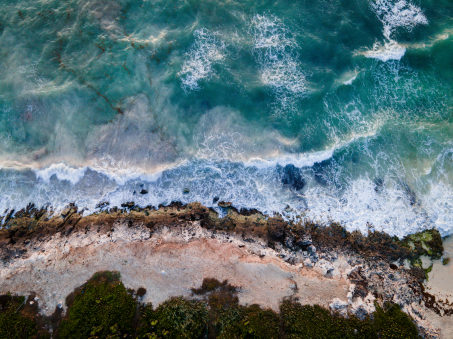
[{"xmin": 0, "ymin": 202, "xmax": 452, "ymax": 338}]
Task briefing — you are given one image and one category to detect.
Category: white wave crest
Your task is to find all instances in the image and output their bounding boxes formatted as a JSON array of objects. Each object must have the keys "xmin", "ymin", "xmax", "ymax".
[
  {"xmin": 365, "ymin": 42, "xmax": 406, "ymax": 62},
  {"xmin": 34, "ymin": 162, "xmax": 162, "ymax": 186},
  {"xmin": 343, "ymin": 75, "xmax": 357, "ymax": 85},
  {"xmin": 245, "ymin": 149, "xmax": 334, "ymax": 169},
  {"xmin": 180, "ymin": 28, "xmax": 226, "ymax": 91},
  {"xmin": 303, "ymin": 179, "xmax": 429, "ymax": 238},
  {"xmin": 35, "ymin": 163, "xmax": 88, "ymax": 185},
  {"xmin": 367, "ymin": 0, "xmax": 428, "ymax": 61}
]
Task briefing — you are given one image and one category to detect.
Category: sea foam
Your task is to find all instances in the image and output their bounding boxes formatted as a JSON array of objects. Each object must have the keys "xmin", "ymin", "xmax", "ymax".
[
  {"xmin": 251, "ymin": 15, "xmax": 307, "ymax": 115},
  {"xmin": 34, "ymin": 163, "xmax": 88, "ymax": 185},
  {"xmin": 180, "ymin": 28, "xmax": 226, "ymax": 91},
  {"xmin": 367, "ymin": 0, "xmax": 428, "ymax": 61}
]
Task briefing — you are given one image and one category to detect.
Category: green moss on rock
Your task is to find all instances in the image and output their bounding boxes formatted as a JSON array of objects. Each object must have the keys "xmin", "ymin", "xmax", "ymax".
[{"xmin": 404, "ymin": 230, "xmax": 444, "ymax": 260}]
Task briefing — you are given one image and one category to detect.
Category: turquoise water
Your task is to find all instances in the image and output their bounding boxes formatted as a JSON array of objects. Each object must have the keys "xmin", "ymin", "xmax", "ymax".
[{"xmin": 1, "ymin": 0, "xmax": 453, "ymax": 237}]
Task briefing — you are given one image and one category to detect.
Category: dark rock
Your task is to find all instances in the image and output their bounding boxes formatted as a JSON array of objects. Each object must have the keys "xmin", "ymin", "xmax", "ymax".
[
  {"xmin": 390, "ymin": 263, "xmax": 398, "ymax": 270},
  {"xmin": 308, "ymin": 245, "xmax": 316, "ymax": 254},
  {"xmin": 399, "ymin": 181, "xmax": 417, "ymax": 206},
  {"xmin": 139, "ymin": 189, "xmax": 148, "ymax": 195},
  {"xmin": 374, "ymin": 178, "xmax": 384, "ymax": 192},
  {"xmin": 96, "ymin": 201, "xmax": 110, "ymax": 209},
  {"xmin": 296, "ymin": 235, "xmax": 312, "ymax": 248},
  {"xmin": 183, "ymin": 188, "xmax": 190, "ymax": 194},
  {"xmin": 238, "ymin": 208, "xmax": 261, "ymax": 216},
  {"xmin": 213, "ymin": 197, "xmax": 220, "ymax": 203},
  {"xmin": 61, "ymin": 207, "xmax": 71, "ymax": 217},
  {"xmin": 312, "ymin": 162, "xmax": 330, "ymax": 186},
  {"xmin": 121, "ymin": 202, "xmax": 135, "ymax": 208},
  {"xmin": 285, "ymin": 235, "xmax": 295, "ymax": 249},
  {"xmin": 218, "ymin": 201, "xmax": 232, "ymax": 208},
  {"xmin": 348, "ymin": 268, "xmax": 369, "ymax": 299},
  {"xmin": 268, "ymin": 219, "xmax": 286, "ymax": 241},
  {"xmin": 5, "ymin": 209, "xmax": 15, "ymax": 223},
  {"xmin": 281, "ymin": 164, "xmax": 305, "ymax": 191}
]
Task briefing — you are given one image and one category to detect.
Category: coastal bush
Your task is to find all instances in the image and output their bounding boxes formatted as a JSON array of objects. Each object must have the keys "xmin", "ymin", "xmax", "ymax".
[
  {"xmin": 217, "ymin": 304, "xmax": 280, "ymax": 339},
  {"xmin": 57, "ymin": 271, "xmax": 136, "ymax": 339},
  {"xmin": 191, "ymin": 277, "xmax": 280, "ymax": 338},
  {"xmin": 280, "ymin": 300, "xmax": 376, "ymax": 339},
  {"xmin": 137, "ymin": 297, "xmax": 208, "ymax": 339},
  {"xmin": 1, "ymin": 273, "xmax": 424, "ymax": 338},
  {"xmin": 373, "ymin": 304, "xmax": 420, "ymax": 339},
  {"xmin": 0, "ymin": 295, "xmax": 41, "ymax": 339}
]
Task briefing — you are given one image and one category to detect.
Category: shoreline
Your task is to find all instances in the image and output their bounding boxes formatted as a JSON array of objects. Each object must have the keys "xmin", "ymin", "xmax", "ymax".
[{"xmin": 1, "ymin": 202, "xmax": 452, "ymax": 337}]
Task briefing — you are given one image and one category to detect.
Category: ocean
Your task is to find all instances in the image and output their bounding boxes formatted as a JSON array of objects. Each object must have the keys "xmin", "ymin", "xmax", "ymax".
[{"xmin": 0, "ymin": 0, "xmax": 452, "ymax": 238}]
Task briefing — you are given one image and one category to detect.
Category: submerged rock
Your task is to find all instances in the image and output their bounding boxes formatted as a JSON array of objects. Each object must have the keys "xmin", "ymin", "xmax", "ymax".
[{"xmin": 281, "ymin": 164, "xmax": 305, "ymax": 191}]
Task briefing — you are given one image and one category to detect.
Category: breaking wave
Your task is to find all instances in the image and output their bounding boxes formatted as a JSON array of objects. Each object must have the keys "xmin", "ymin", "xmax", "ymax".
[{"xmin": 366, "ymin": 0, "xmax": 428, "ymax": 61}]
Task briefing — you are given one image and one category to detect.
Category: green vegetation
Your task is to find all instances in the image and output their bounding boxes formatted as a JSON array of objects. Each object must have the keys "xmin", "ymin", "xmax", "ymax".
[
  {"xmin": 404, "ymin": 230, "xmax": 444, "ymax": 260},
  {"xmin": 137, "ymin": 298, "xmax": 208, "ymax": 339},
  {"xmin": 442, "ymin": 257, "xmax": 450, "ymax": 265},
  {"xmin": 373, "ymin": 304, "xmax": 421, "ymax": 339},
  {"xmin": 58, "ymin": 271, "xmax": 136, "ymax": 339},
  {"xmin": 0, "ymin": 273, "xmax": 422, "ymax": 339},
  {"xmin": 0, "ymin": 295, "xmax": 43, "ymax": 339},
  {"xmin": 281, "ymin": 301, "xmax": 420, "ymax": 339},
  {"xmin": 281, "ymin": 301, "xmax": 374, "ymax": 338}
]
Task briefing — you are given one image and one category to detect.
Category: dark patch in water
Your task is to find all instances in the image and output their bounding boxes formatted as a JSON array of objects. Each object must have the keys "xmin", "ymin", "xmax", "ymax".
[
  {"xmin": 281, "ymin": 164, "xmax": 305, "ymax": 191},
  {"xmin": 399, "ymin": 181, "xmax": 417, "ymax": 206},
  {"xmin": 374, "ymin": 178, "xmax": 384, "ymax": 192},
  {"xmin": 200, "ymin": 100, "xmax": 212, "ymax": 111},
  {"xmin": 311, "ymin": 161, "xmax": 331, "ymax": 186}
]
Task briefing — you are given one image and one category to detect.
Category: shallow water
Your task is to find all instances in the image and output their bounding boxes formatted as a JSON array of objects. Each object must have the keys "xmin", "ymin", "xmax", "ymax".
[{"xmin": 1, "ymin": 0, "xmax": 453, "ymax": 237}]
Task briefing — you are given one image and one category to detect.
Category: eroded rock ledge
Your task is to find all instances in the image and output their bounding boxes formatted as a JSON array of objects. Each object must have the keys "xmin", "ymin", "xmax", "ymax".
[{"xmin": 0, "ymin": 202, "xmax": 451, "ymax": 338}]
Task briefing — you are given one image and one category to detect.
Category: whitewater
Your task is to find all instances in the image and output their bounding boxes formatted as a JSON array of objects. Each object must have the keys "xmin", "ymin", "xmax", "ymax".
[{"xmin": 0, "ymin": 0, "xmax": 453, "ymax": 238}]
